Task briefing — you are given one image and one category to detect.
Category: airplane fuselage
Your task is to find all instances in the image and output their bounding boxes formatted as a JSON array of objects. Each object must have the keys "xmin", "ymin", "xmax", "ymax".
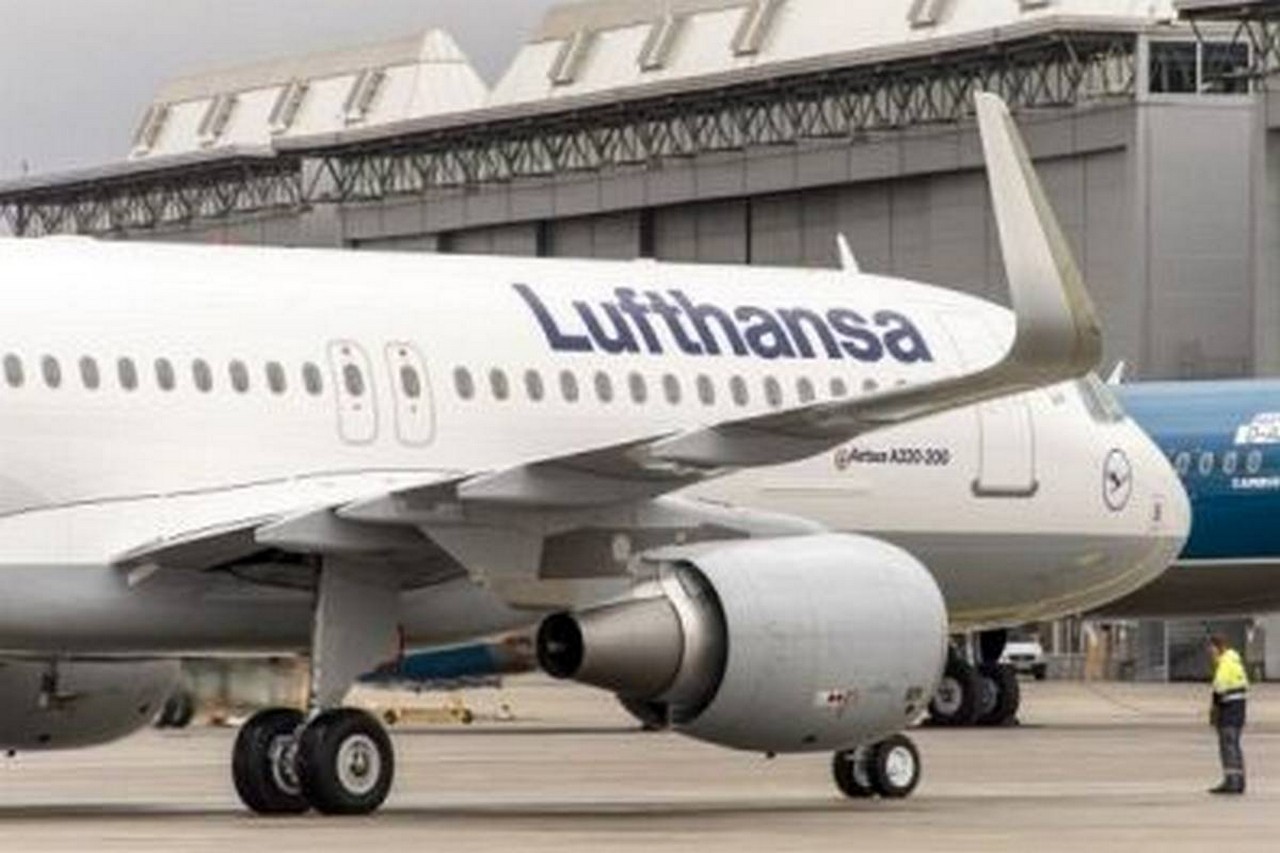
[{"xmin": 0, "ymin": 238, "xmax": 1184, "ymax": 654}]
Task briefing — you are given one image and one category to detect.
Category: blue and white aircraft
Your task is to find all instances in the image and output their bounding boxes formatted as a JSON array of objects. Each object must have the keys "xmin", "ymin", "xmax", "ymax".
[{"xmin": 1100, "ymin": 380, "xmax": 1280, "ymax": 617}]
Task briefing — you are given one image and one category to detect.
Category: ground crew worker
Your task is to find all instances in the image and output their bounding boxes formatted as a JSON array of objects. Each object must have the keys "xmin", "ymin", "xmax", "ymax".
[{"xmin": 1207, "ymin": 633, "xmax": 1249, "ymax": 795}]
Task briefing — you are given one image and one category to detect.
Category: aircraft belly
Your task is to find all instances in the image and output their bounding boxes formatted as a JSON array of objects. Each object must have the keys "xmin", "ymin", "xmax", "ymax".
[{"xmin": 872, "ymin": 529, "xmax": 1181, "ymax": 631}]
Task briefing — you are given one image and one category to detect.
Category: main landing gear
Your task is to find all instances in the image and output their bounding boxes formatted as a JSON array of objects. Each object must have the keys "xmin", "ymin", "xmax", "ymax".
[
  {"xmin": 832, "ymin": 734, "xmax": 922, "ymax": 799},
  {"xmin": 232, "ymin": 560, "xmax": 402, "ymax": 816},
  {"xmin": 926, "ymin": 631, "xmax": 1021, "ymax": 727}
]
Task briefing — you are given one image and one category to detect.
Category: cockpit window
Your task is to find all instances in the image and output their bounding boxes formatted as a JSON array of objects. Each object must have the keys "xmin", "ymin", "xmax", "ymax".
[{"xmin": 1077, "ymin": 374, "xmax": 1126, "ymax": 424}]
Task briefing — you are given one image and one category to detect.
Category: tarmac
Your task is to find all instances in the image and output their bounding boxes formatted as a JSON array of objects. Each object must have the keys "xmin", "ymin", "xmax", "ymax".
[{"xmin": 3, "ymin": 677, "xmax": 1280, "ymax": 852}]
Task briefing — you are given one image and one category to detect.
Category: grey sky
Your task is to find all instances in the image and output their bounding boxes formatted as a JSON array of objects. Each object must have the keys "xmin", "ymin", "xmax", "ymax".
[{"xmin": 0, "ymin": 0, "xmax": 560, "ymax": 179}]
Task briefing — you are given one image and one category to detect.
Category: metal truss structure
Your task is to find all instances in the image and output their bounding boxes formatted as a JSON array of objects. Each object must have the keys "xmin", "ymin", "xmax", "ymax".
[
  {"xmin": 0, "ymin": 158, "xmax": 300, "ymax": 238},
  {"xmin": 0, "ymin": 31, "xmax": 1138, "ymax": 238},
  {"xmin": 1180, "ymin": 0, "xmax": 1280, "ymax": 83}
]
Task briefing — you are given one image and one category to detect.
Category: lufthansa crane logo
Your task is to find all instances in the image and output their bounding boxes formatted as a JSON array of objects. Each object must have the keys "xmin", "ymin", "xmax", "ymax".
[{"xmin": 1102, "ymin": 449, "xmax": 1133, "ymax": 512}]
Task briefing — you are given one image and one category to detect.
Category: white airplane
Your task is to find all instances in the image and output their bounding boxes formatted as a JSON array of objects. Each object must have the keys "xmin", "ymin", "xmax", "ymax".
[{"xmin": 0, "ymin": 95, "xmax": 1186, "ymax": 814}]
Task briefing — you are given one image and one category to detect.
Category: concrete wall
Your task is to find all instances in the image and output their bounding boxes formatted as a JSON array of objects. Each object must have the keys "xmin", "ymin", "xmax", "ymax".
[{"xmin": 1138, "ymin": 98, "xmax": 1257, "ymax": 379}]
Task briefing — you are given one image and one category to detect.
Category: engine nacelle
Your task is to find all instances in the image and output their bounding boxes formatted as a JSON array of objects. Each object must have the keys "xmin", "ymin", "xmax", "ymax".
[
  {"xmin": 538, "ymin": 534, "xmax": 947, "ymax": 753},
  {"xmin": 0, "ymin": 658, "xmax": 180, "ymax": 751}
]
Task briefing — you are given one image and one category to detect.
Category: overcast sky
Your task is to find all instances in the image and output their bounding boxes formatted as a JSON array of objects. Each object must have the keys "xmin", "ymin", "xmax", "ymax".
[{"xmin": 0, "ymin": 0, "xmax": 560, "ymax": 179}]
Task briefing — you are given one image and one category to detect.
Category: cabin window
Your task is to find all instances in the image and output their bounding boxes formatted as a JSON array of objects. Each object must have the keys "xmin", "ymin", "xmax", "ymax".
[
  {"xmin": 342, "ymin": 364, "xmax": 365, "ymax": 398},
  {"xmin": 79, "ymin": 357, "xmax": 100, "ymax": 390},
  {"xmin": 796, "ymin": 377, "xmax": 815, "ymax": 403},
  {"xmin": 155, "ymin": 358, "xmax": 175, "ymax": 391},
  {"xmin": 696, "ymin": 374, "xmax": 715, "ymax": 406},
  {"xmin": 192, "ymin": 359, "xmax": 213, "ymax": 393},
  {"xmin": 3, "ymin": 354, "xmax": 23, "ymax": 388},
  {"xmin": 629, "ymin": 372, "xmax": 648, "ymax": 404},
  {"xmin": 594, "ymin": 371, "xmax": 614, "ymax": 404},
  {"xmin": 1222, "ymin": 451, "xmax": 1239, "ymax": 476},
  {"xmin": 490, "ymin": 369, "xmax": 510, "ymax": 401},
  {"xmin": 729, "ymin": 376, "xmax": 749, "ymax": 407},
  {"xmin": 524, "ymin": 370, "xmax": 544, "ymax": 402},
  {"xmin": 763, "ymin": 376, "xmax": 783, "ymax": 409},
  {"xmin": 229, "ymin": 360, "xmax": 251, "ymax": 394},
  {"xmin": 453, "ymin": 367, "xmax": 475, "ymax": 401},
  {"xmin": 863, "ymin": 378, "xmax": 879, "ymax": 393},
  {"xmin": 266, "ymin": 362, "xmax": 287, "ymax": 395},
  {"xmin": 1173, "ymin": 451, "xmax": 1192, "ymax": 477},
  {"xmin": 1198, "ymin": 451, "xmax": 1215, "ymax": 477},
  {"xmin": 663, "ymin": 374, "xmax": 682, "ymax": 405},
  {"xmin": 117, "ymin": 358, "xmax": 139, "ymax": 391},
  {"xmin": 41, "ymin": 356, "xmax": 61, "ymax": 389},
  {"xmin": 302, "ymin": 362, "xmax": 324, "ymax": 396},
  {"xmin": 830, "ymin": 377, "xmax": 849, "ymax": 398},
  {"xmin": 398, "ymin": 365, "xmax": 421, "ymax": 400},
  {"xmin": 560, "ymin": 370, "xmax": 580, "ymax": 403},
  {"xmin": 1247, "ymin": 449, "xmax": 1264, "ymax": 475}
]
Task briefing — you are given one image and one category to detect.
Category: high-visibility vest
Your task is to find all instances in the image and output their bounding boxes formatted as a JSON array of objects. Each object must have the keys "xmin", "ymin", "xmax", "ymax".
[{"xmin": 1213, "ymin": 649, "xmax": 1249, "ymax": 702}]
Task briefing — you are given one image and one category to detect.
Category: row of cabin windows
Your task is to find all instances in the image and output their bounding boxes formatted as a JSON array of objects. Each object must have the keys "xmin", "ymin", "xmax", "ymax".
[
  {"xmin": 1172, "ymin": 449, "xmax": 1264, "ymax": 479},
  {"xmin": 452, "ymin": 367, "xmax": 886, "ymax": 409},
  {"xmin": 2, "ymin": 354, "xmax": 328, "ymax": 397}
]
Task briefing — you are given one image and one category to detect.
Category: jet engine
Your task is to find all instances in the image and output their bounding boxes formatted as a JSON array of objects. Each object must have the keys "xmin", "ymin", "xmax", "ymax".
[
  {"xmin": 0, "ymin": 658, "xmax": 180, "ymax": 751},
  {"xmin": 538, "ymin": 533, "xmax": 947, "ymax": 753}
]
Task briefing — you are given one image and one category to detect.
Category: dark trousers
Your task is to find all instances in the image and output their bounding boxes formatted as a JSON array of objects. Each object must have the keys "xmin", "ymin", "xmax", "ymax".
[{"xmin": 1218, "ymin": 725, "xmax": 1245, "ymax": 780}]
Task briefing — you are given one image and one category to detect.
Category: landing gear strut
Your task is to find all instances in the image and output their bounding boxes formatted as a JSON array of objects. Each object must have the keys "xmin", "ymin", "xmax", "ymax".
[
  {"xmin": 232, "ymin": 559, "xmax": 401, "ymax": 816},
  {"xmin": 832, "ymin": 734, "xmax": 922, "ymax": 799}
]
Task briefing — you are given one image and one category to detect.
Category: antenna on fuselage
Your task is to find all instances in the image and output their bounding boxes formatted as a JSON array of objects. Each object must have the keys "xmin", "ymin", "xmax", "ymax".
[
  {"xmin": 835, "ymin": 234, "xmax": 861, "ymax": 274},
  {"xmin": 1107, "ymin": 361, "xmax": 1127, "ymax": 386}
]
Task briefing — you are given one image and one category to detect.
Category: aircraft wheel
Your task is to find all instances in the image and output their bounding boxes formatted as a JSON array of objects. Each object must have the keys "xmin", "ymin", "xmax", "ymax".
[
  {"xmin": 868, "ymin": 735, "xmax": 921, "ymax": 799},
  {"xmin": 232, "ymin": 708, "xmax": 309, "ymax": 815},
  {"xmin": 832, "ymin": 746, "xmax": 875, "ymax": 798},
  {"xmin": 976, "ymin": 663, "xmax": 1021, "ymax": 726},
  {"xmin": 296, "ymin": 708, "xmax": 395, "ymax": 815},
  {"xmin": 927, "ymin": 655, "xmax": 980, "ymax": 726}
]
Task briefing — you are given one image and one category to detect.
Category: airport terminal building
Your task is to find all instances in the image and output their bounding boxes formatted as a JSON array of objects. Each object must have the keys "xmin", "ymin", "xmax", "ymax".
[{"xmin": 1, "ymin": 0, "xmax": 1278, "ymax": 678}]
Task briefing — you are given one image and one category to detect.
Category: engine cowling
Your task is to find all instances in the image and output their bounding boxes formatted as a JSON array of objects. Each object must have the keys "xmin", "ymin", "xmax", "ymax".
[
  {"xmin": 0, "ymin": 658, "xmax": 180, "ymax": 751},
  {"xmin": 538, "ymin": 533, "xmax": 947, "ymax": 753}
]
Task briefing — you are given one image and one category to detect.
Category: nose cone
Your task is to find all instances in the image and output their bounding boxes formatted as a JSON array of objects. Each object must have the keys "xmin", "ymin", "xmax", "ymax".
[{"xmin": 1126, "ymin": 418, "xmax": 1191, "ymax": 581}]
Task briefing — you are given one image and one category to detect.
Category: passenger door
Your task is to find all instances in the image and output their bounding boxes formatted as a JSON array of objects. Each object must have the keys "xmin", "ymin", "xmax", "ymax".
[
  {"xmin": 939, "ymin": 313, "xmax": 1038, "ymax": 498},
  {"xmin": 327, "ymin": 340, "xmax": 378, "ymax": 445},
  {"xmin": 384, "ymin": 342, "xmax": 435, "ymax": 446}
]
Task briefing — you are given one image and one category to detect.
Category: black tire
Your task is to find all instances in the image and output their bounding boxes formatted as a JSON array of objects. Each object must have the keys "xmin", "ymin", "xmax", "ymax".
[
  {"xmin": 927, "ymin": 655, "xmax": 980, "ymax": 726},
  {"xmin": 868, "ymin": 735, "xmax": 921, "ymax": 799},
  {"xmin": 975, "ymin": 663, "xmax": 1020, "ymax": 726},
  {"xmin": 619, "ymin": 697, "xmax": 670, "ymax": 731},
  {"xmin": 296, "ymin": 708, "xmax": 395, "ymax": 816},
  {"xmin": 232, "ymin": 708, "xmax": 309, "ymax": 815},
  {"xmin": 166, "ymin": 691, "xmax": 196, "ymax": 729},
  {"xmin": 1033, "ymin": 664, "xmax": 1048, "ymax": 681},
  {"xmin": 832, "ymin": 746, "xmax": 876, "ymax": 798}
]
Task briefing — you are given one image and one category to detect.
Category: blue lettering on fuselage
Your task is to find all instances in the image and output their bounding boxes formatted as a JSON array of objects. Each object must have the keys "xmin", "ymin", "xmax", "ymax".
[{"xmin": 513, "ymin": 284, "xmax": 933, "ymax": 364}]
